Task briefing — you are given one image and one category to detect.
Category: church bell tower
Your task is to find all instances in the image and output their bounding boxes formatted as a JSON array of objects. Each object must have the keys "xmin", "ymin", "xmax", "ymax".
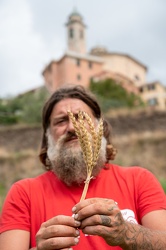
[{"xmin": 66, "ymin": 9, "xmax": 86, "ymax": 54}]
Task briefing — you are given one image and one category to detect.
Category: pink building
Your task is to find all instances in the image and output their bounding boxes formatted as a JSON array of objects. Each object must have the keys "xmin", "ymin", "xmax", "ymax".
[
  {"xmin": 42, "ymin": 51, "xmax": 103, "ymax": 93},
  {"xmin": 43, "ymin": 9, "xmax": 146, "ymax": 94},
  {"xmin": 42, "ymin": 9, "xmax": 166, "ymax": 109},
  {"xmin": 42, "ymin": 9, "xmax": 143, "ymax": 95}
]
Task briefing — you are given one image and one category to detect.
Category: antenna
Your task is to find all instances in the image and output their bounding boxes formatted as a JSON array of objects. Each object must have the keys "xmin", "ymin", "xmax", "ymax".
[{"xmin": 73, "ymin": 0, "xmax": 77, "ymax": 11}]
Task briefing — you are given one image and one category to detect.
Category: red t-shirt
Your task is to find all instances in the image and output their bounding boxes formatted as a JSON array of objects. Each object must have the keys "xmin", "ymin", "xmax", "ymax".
[{"xmin": 1, "ymin": 164, "xmax": 166, "ymax": 249}]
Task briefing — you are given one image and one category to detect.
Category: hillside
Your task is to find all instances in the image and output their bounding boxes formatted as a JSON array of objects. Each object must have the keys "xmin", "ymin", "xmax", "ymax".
[{"xmin": 0, "ymin": 109, "xmax": 166, "ymax": 207}]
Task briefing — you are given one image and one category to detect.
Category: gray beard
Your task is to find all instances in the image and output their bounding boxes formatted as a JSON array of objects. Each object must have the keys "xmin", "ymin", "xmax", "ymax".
[{"xmin": 47, "ymin": 130, "xmax": 107, "ymax": 186}]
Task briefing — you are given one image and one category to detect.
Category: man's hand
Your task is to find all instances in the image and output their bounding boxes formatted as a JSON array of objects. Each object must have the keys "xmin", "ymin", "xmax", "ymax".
[
  {"xmin": 36, "ymin": 215, "xmax": 80, "ymax": 249},
  {"xmin": 72, "ymin": 198, "xmax": 126, "ymax": 247}
]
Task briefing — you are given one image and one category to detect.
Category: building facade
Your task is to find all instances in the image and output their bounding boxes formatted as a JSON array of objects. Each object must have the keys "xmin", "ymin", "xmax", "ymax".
[
  {"xmin": 42, "ymin": 9, "xmax": 166, "ymax": 110},
  {"xmin": 139, "ymin": 81, "xmax": 166, "ymax": 110}
]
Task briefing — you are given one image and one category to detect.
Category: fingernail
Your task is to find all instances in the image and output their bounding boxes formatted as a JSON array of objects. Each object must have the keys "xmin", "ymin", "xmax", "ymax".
[
  {"xmin": 72, "ymin": 206, "xmax": 76, "ymax": 213},
  {"xmin": 74, "ymin": 237, "xmax": 79, "ymax": 244},
  {"xmin": 76, "ymin": 229, "xmax": 80, "ymax": 236},
  {"xmin": 74, "ymin": 214, "xmax": 79, "ymax": 220},
  {"xmin": 75, "ymin": 220, "xmax": 81, "ymax": 227}
]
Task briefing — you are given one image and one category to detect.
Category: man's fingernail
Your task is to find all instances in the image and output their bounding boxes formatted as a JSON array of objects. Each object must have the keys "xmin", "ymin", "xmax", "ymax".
[
  {"xmin": 75, "ymin": 220, "xmax": 81, "ymax": 227},
  {"xmin": 72, "ymin": 206, "xmax": 76, "ymax": 213},
  {"xmin": 74, "ymin": 237, "xmax": 79, "ymax": 244},
  {"xmin": 76, "ymin": 229, "xmax": 80, "ymax": 236},
  {"xmin": 74, "ymin": 213, "xmax": 79, "ymax": 220}
]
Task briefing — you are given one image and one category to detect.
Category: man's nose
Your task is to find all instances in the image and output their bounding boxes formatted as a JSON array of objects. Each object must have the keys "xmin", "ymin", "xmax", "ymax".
[{"xmin": 66, "ymin": 119, "xmax": 75, "ymax": 132}]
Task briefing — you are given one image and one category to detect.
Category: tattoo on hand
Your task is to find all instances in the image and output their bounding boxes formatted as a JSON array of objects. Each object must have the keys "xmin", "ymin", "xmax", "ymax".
[{"xmin": 100, "ymin": 215, "xmax": 111, "ymax": 227}]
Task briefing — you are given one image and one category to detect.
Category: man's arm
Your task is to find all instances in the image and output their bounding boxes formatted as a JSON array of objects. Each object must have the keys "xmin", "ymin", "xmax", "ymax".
[
  {"xmin": 0, "ymin": 230, "xmax": 30, "ymax": 250},
  {"xmin": 141, "ymin": 210, "xmax": 166, "ymax": 230},
  {"xmin": 120, "ymin": 210, "xmax": 166, "ymax": 249}
]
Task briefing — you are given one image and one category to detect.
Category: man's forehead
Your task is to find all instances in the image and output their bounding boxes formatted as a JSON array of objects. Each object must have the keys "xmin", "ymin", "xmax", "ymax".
[{"xmin": 52, "ymin": 98, "xmax": 93, "ymax": 115}]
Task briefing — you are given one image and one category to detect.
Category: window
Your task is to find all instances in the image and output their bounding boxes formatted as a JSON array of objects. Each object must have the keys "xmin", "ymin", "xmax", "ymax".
[
  {"xmin": 147, "ymin": 98, "xmax": 158, "ymax": 106},
  {"xmin": 80, "ymin": 30, "xmax": 84, "ymax": 39},
  {"xmin": 76, "ymin": 59, "xmax": 80, "ymax": 66},
  {"xmin": 139, "ymin": 87, "xmax": 144, "ymax": 93},
  {"xmin": 69, "ymin": 28, "xmax": 74, "ymax": 38},
  {"xmin": 77, "ymin": 74, "xmax": 81, "ymax": 81},
  {"xmin": 135, "ymin": 75, "xmax": 140, "ymax": 81},
  {"xmin": 88, "ymin": 61, "xmax": 92, "ymax": 69},
  {"xmin": 148, "ymin": 84, "xmax": 155, "ymax": 91}
]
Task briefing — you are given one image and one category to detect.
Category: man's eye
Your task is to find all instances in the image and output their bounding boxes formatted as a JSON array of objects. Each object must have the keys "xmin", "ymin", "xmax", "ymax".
[
  {"xmin": 74, "ymin": 114, "xmax": 79, "ymax": 120},
  {"xmin": 54, "ymin": 120, "xmax": 65, "ymax": 125},
  {"xmin": 57, "ymin": 120, "xmax": 65, "ymax": 124},
  {"xmin": 74, "ymin": 113, "xmax": 85, "ymax": 120}
]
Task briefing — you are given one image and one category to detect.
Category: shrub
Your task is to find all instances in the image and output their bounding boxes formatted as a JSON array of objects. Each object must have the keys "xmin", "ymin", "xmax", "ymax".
[
  {"xmin": 90, "ymin": 79, "xmax": 144, "ymax": 112},
  {"xmin": 160, "ymin": 179, "xmax": 166, "ymax": 193},
  {"xmin": 0, "ymin": 87, "xmax": 49, "ymax": 125}
]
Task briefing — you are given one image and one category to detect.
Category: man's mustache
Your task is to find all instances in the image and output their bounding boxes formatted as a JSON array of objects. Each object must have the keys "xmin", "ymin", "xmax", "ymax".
[{"xmin": 60, "ymin": 131, "xmax": 78, "ymax": 143}]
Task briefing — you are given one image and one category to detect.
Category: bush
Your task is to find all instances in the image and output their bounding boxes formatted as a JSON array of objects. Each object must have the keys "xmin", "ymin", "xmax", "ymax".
[
  {"xmin": 0, "ymin": 87, "xmax": 49, "ymax": 125},
  {"xmin": 160, "ymin": 179, "xmax": 166, "ymax": 193},
  {"xmin": 90, "ymin": 79, "xmax": 144, "ymax": 112}
]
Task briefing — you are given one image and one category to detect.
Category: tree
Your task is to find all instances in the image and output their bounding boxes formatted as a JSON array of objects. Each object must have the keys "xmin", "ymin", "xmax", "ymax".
[
  {"xmin": 90, "ymin": 79, "xmax": 144, "ymax": 112},
  {"xmin": 0, "ymin": 87, "xmax": 50, "ymax": 125}
]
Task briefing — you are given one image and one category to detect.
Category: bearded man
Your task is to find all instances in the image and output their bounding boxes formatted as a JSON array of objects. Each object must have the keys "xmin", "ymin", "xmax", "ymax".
[{"xmin": 0, "ymin": 85, "xmax": 166, "ymax": 250}]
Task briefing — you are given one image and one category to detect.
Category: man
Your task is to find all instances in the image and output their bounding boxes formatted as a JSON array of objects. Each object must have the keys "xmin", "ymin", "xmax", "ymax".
[{"xmin": 0, "ymin": 85, "xmax": 166, "ymax": 250}]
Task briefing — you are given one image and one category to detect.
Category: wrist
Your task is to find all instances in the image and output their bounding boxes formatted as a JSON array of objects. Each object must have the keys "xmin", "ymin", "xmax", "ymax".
[{"xmin": 119, "ymin": 222, "xmax": 140, "ymax": 250}]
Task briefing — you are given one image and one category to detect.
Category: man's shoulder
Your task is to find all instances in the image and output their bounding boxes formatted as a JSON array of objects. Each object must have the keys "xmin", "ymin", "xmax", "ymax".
[
  {"xmin": 104, "ymin": 163, "xmax": 152, "ymax": 178},
  {"xmin": 12, "ymin": 171, "xmax": 55, "ymax": 190}
]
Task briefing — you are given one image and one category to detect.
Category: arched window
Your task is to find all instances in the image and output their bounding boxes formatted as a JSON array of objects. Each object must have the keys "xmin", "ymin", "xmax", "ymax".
[
  {"xmin": 80, "ymin": 30, "xmax": 84, "ymax": 39},
  {"xmin": 69, "ymin": 28, "xmax": 74, "ymax": 38}
]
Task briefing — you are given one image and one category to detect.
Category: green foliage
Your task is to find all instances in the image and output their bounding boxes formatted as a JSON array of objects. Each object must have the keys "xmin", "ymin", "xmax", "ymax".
[
  {"xmin": 0, "ymin": 183, "xmax": 6, "ymax": 210},
  {"xmin": 90, "ymin": 79, "xmax": 144, "ymax": 112},
  {"xmin": 160, "ymin": 179, "xmax": 166, "ymax": 193},
  {"xmin": 0, "ymin": 87, "xmax": 49, "ymax": 125},
  {"xmin": 0, "ymin": 99, "xmax": 19, "ymax": 124},
  {"xmin": 19, "ymin": 88, "xmax": 49, "ymax": 124},
  {"xmin": 0, "ymin": 79, "xmax": 144, "ymax": 125},
  {"xmin": 0, "ymin": 183, "xmax": 5, "ymax": 196}
]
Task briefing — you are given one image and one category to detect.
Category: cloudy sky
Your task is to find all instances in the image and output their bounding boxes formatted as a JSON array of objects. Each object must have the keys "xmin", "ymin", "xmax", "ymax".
[{"xmin": 0, "ymin": 0, "xmax": 166, "ymax": 98}]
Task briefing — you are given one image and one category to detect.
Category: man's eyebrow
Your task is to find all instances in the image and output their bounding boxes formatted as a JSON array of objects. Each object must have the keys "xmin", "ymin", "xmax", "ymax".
[{"xmin": 52, "ymin": 114, "xmax": 69, "ymax": 120}]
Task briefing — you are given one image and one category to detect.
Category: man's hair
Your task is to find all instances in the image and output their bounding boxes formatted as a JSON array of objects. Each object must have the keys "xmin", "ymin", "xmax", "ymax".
[{"xmin": 39, "ymin": 85, "xmax": 117, "ymax": 169}]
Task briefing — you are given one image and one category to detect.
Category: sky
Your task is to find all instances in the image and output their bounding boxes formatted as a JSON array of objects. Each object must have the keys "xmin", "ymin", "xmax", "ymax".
[{"xmin": 0, "ymin": 0, "xmax": 166, "ymax": 98}]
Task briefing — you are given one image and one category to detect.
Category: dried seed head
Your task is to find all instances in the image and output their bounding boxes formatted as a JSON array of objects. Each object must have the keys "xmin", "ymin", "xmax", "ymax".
[{"xmin": 67, "ymin": 110, "xmax": 103, "ymax": 200}]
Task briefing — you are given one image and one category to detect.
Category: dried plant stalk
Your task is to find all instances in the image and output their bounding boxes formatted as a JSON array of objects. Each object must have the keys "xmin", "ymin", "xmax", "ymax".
[{"xmin": 67, "ymin": 110, "xmax": 103, "ymax": 201}]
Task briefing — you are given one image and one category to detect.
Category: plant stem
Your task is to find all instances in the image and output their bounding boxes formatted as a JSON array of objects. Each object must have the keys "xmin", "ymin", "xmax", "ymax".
[{"xmin": 80, "ymin": 175, "xmax": 92, "ymax": 201}]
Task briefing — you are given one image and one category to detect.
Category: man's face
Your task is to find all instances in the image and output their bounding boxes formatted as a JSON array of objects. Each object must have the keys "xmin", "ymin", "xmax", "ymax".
[
  {"xmin": 49, "ymin": 98, "xmax": 97, "ymax": 145},
  {"xmin": 47, "ymin": 98, "xmax": 106, "ymax": 186}
]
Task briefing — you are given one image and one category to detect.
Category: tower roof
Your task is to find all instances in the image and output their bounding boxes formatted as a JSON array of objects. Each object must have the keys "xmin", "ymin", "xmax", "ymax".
[
  {"xmin": 66, "ymin": 8, "xmax": 86, "ymax": 27},
  {"xmin": 69, "ymin": 8, "xmax": 82, "ymax": 18}
]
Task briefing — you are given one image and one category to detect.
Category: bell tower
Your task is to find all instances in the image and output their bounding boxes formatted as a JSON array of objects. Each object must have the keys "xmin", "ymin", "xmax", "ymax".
[{"xmin": 66, "ymin": 9, "xmax": 86, "ymax": 54}]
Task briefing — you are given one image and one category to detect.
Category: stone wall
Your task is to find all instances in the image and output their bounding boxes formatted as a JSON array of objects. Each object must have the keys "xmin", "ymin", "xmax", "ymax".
[{"xmin": 0, "ymin": 110, "xmax": 166, "ymax": 192}]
